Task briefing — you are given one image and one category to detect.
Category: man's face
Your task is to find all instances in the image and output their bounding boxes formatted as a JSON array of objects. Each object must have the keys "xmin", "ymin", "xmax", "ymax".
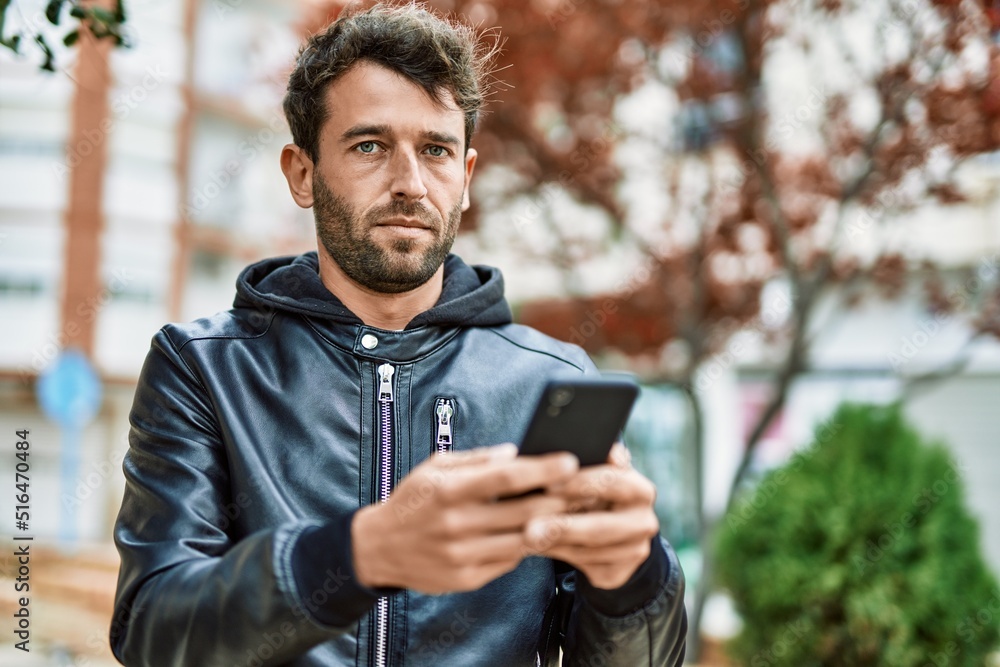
[{"xmin": 309, "ymin": 61, "xmax": 477, "ymax": 294}]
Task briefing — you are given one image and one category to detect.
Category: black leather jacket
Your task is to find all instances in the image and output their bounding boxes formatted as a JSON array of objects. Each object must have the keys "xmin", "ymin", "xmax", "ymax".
[{"xmin": 111, "ymin": 252, "xmax": 687, "ymax": 666}]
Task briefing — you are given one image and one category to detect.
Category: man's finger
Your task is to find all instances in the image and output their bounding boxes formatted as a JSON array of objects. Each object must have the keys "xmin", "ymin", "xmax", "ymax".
[
  {"xmin": 550, "ymin": 466, "xmax": 655, "ymax": 507},
  {"xmin": 439, "ymin": 452, "xmax": 579, "ymax": 503},
  {"xmin": 608, "ymin": 442, "xmax": 631, "ymax": 468},
  {"xmin": 523, "ymin": 508, "xmax": 658, "ymax": 550},
  {"xmin": 434, "ymin": 443, "xmax": 518, "ymax": 469},
  {"xmin": 447, "ymin": 532, "xmax": 530, "ymax": 565},
  {"xmin": 527, "ymin": 539, "xmax": 652, "ymax": 566},
  {"xmin": 441, "ymin": 494, "xmax": 569, "ymax": 536}
]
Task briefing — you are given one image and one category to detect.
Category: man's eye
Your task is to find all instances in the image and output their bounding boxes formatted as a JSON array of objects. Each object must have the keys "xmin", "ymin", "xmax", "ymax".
[
  {"xmin": 426, "ymin": 145, "xmax": 447, "ymax": 157},
  {"xmin": 357, "ymin": 141, "xmax": 378, "ymax": 153}
]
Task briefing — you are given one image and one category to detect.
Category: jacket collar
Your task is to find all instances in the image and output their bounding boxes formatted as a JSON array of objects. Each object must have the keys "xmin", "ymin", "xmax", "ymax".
[
  {"xmin": 306, "ymin": 318, "xmax": 464, "ymax": 363},
  {"xmin": 233, "ymin": 251, "xmax": 512, "ymax": 362}
]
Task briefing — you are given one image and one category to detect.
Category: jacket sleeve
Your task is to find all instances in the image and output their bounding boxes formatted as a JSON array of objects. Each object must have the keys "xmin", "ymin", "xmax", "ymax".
[
  {"xmin": 553, "ymin": 345, "xmax": 688, "ymax": 665},
  {"xmin": 110, "ymin": 329, "xmax": 381, "ymax": 666},
  {"xmin": 558, "ymin": 536, "xmax": 687, "ymax": 666}
]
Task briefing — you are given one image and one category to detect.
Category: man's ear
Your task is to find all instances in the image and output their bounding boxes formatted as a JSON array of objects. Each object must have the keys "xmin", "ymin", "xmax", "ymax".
[
  {"xmin": 281, "ymin": 144, "xmax": 315, "ymax": 208},
  {"xmin": 461, "ymin": 147, "xmax": 478, "ymax": 211}
]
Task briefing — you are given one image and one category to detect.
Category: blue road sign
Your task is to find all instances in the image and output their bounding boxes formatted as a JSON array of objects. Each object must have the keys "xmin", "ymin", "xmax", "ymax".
[
  {"xmin": 36, "ymin": 349, "xmax": 103, "ymax": 545},
  {"xmin": 37, "ymin": 349, "xmax": 102, "ymax": 428}
]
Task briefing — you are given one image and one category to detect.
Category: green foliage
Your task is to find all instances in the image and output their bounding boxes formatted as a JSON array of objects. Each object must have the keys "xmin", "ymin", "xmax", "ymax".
[
  {"xmin": 1, "ymin": 0, "xmax": 128, "ymax": 71},
  {"xmin": 716, "ymin": 402, "xmax": 1000, "ymax": 667}
]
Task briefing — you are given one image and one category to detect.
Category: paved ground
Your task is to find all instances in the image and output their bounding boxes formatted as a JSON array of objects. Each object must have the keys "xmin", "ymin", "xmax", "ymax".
[{"xmin": 0, "ymin": 541, "xmax": 120, "ymax": 666}]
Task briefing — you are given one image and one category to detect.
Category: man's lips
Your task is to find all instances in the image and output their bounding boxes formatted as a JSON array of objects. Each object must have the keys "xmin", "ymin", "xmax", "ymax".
[
  {"xmin": 375, "ymin": 218, "xmax": 436, "ymax": 239},
  {"xmin": 377, "ymin": 217, "xmax": 432, "ymax": 230}
]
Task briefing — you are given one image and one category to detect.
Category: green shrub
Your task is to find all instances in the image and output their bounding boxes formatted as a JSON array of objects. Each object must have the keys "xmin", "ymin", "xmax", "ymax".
[{"xmin": 716, "ymin": 402, "xmax": 1000, "ymax": 667}]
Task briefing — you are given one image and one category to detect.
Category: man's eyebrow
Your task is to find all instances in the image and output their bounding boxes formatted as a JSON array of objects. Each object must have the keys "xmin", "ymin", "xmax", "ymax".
[
  {"xmin": 340, "ymin": 124, "xmax": 392, "ymax": 142},
  {"xmin": 425, "ymin": 131, "xmax": 460, "ymax": 146}
]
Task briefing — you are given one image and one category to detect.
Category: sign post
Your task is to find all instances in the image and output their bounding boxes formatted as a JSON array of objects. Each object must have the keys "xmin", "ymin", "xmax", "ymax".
[{"xmin": 37, "ymin": 349, "xmax": 103, "ymax": 546}]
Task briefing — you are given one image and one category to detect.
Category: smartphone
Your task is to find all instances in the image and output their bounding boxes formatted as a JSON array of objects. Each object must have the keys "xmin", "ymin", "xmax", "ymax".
[{"xmin": 518, "ymin": 375, "xmax": 639, "ymax": 466}]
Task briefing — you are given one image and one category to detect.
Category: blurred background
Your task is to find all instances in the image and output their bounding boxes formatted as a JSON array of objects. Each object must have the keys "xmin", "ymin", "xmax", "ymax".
[{"xmin": 2, "ymin": 0, "xmax": 1000, "ymax": 664}]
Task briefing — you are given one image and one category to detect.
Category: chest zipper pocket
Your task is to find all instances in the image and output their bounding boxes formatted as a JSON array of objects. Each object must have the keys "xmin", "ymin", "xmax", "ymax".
[{"xmin": 434, "ymin": 398, "xmax": 455, "ymax": 454}]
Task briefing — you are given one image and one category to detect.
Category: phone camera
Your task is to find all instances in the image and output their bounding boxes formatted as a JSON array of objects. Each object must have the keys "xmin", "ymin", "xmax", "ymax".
[{"xmin": 549, "ymin": 386, "xmax": 574, "ymax": 408}]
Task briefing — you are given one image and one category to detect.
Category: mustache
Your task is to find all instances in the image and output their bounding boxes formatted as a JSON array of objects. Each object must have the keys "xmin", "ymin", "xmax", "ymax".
[{"xmin": 367, "ymin": 199, "xmax": 438, "ymax": 225}]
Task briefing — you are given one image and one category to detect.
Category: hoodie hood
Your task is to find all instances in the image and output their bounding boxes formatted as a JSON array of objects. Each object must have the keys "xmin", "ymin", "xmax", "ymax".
[{"xmin": 233, "ymin": 251, "xmax": 512, "ymax": 330}]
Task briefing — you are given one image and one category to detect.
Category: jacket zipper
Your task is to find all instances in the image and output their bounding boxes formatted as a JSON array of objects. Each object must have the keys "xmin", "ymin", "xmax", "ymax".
[
  {"xmin": 434, "ymin": 398, "xmax": 454, "ymax": 454},
  {"xmin": 375, "ymin": 363, "xmax": 395, "ymax": 667}
]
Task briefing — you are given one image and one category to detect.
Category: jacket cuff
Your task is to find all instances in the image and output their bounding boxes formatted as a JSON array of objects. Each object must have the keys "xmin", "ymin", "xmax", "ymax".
[
  {"xmin": 291, "ymin": 510, "xmax": 399, "ymax": 627},
  {"xmin": 576, "ymin": 536, "xmax": 670, "ymax": 617}
]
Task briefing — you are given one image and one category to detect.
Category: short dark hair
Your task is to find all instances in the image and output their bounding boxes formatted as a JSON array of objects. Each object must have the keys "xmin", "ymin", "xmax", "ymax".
[{"xmin": 283, "ymin": 2, "xmax": 496, "ymax": 161}]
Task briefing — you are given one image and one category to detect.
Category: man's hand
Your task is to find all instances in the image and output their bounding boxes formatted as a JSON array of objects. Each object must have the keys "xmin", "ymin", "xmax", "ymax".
[
  {"xmin": 351, "ymin": 444, "xmax": 579, "ymax": 594},
  {"xmin": 522, "ymin": 443, "xmax": 660, "ymax": 590}
]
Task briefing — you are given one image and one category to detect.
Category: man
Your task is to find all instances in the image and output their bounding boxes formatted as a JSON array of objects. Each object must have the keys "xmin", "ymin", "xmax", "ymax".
[{"xmin": 111, "ymin": 4, "xmax": 686, "ymax": 666}]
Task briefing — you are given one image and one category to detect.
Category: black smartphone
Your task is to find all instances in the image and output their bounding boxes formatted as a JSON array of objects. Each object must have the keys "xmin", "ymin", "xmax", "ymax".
[{"xmin": 518, "ymin": 375, "xmax": 639, "ymax": 466}]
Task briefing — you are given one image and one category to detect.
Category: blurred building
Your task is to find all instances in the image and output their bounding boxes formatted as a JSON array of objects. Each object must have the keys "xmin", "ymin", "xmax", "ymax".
[{"xmin": 0, "ymin": 1, "xmax": 310, "ymax": 663}]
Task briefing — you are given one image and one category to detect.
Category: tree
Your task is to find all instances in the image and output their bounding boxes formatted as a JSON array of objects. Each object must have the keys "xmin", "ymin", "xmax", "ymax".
[
  {"xmin": 716, "ymin": 402, "xmax": 1000, "ymax": 666},
  {"xmin": 1, "ymin": 0, "xmax": 128, "ymax": 72},
  {"xmin": 307, "ymin": 0, "xmax": 1000, "ymax": 657}
]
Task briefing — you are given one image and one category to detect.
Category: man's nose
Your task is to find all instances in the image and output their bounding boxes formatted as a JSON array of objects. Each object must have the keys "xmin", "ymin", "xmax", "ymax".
[{"xmin": 389, "ymin": 148, "xmax": 428, "ymax": 201}]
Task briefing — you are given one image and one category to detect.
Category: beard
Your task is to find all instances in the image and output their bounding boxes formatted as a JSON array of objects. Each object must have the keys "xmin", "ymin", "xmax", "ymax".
[{"xmin": 312, "ymin": 174, "xmax": 462, "ymax": 294}]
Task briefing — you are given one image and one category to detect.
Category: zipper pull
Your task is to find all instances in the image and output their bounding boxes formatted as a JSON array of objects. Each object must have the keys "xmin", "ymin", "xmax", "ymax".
[
  {"xmin": 435, "ymin": 399, "xmax": 453, "ymax": 450},
  {"xmin": 377, "ymin": 364, "xmax": 394, "ymax": 403}
]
